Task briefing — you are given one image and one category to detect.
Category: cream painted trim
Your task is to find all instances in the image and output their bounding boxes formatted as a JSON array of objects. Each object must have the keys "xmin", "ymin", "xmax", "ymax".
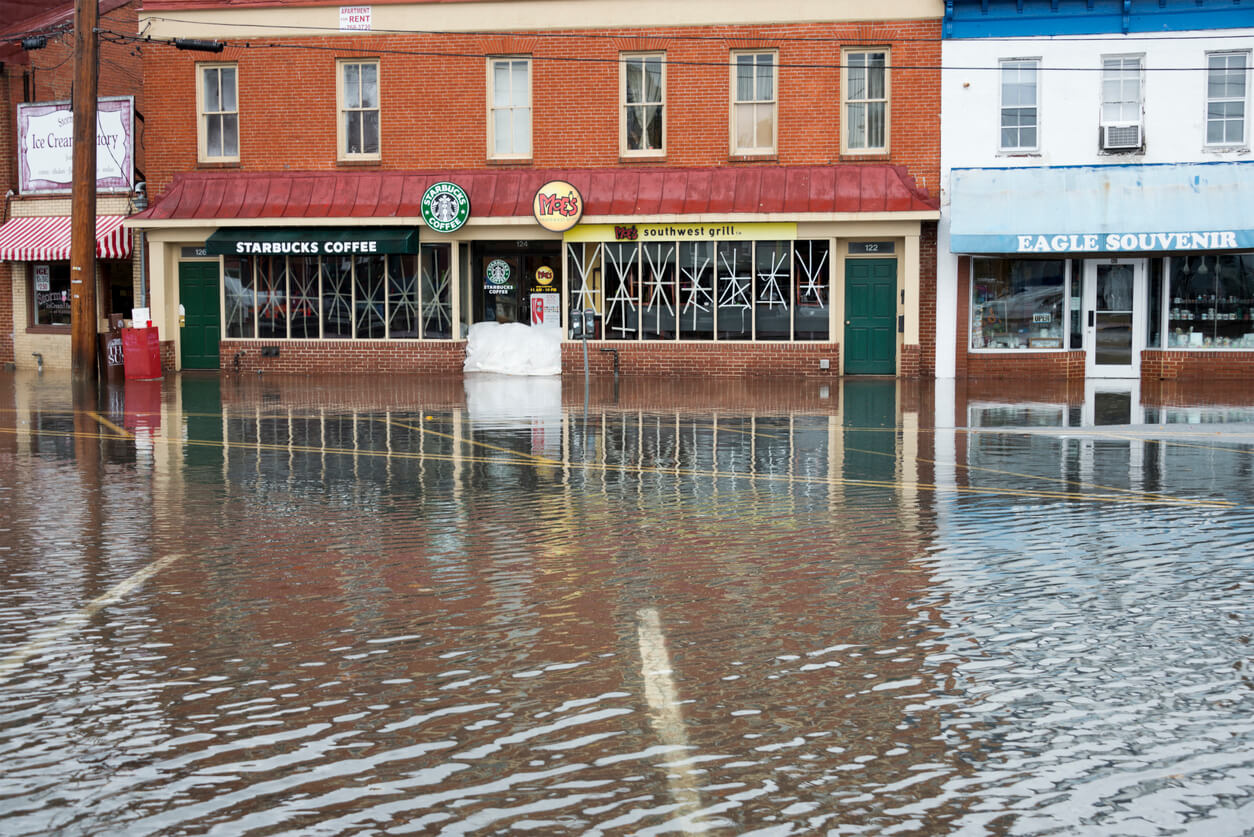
[
  {"xmin": 337, "ymin": 58, "xmax": 382, "ymax": 162},
  {"xmin": 620, "ymin": 52, "xmax": 667, "ymax": 158},
  {"xmin": 840, "ymin": 47, "xmax": 891, "ymax": 156},
  {"xmin": 140, "ymin": 1, "xmax": 942, "ymax": 40},
  {"xmin": 904, "ymin": 233, "xmax": 920, "ymax": 344},
  {"xmin": 196, "ymin": 62, "xmax": 240, "ymax": 164},
  {"xmin": 126, "ymin": 211, "xmax": 938, "ymax": 231}
]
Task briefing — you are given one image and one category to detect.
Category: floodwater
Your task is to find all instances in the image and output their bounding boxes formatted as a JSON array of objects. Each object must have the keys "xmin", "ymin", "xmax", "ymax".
[{"xmin": 0, "ymin": 370, "xmax": 1251, "ymax": 836}]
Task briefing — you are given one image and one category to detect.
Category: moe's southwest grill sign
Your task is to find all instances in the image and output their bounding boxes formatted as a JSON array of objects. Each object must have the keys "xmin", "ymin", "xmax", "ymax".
[{"xmin": 533, "ymin": 180, "xmax": 583, "ymax": 233}]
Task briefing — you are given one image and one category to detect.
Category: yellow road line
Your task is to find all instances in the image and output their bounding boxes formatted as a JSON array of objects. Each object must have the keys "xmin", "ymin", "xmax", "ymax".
[
  {"xmin": 0, "ymin": 554, "xmax": 183, "ymax": 684},
  {"xmin": 87, "ymin": 410, "xmax": 134, "ymax": 439}
]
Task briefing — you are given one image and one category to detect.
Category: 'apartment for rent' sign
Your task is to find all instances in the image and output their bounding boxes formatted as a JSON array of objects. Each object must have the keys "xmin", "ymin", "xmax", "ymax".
[{"xmin": 340, "ymin": 6, "xmax": 371, "ymax": 30}]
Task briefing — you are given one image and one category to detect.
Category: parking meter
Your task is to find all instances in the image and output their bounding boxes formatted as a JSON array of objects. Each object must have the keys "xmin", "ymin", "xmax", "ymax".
[{"xmin": 583, "ymin": 309, "xmax": 596, "ymax": 338}]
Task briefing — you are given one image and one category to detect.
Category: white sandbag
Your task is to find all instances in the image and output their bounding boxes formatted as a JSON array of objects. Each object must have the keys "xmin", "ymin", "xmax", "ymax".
[{"xmin": 462, "ymin": 321, "xmax": 562, "ymax": 376}]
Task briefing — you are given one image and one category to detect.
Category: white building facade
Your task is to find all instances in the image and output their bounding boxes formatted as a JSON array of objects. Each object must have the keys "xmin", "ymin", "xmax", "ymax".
[{"xmin": 938, "ymin": 0, "xmax": 1254, "ymax": 382}]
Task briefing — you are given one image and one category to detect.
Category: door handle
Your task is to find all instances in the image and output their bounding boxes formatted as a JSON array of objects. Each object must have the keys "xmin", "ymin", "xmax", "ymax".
[
  {"xmin": 845, "ymin": 320, "xmax": 852, "ymax": 325},
  {"xmin": 1088, "ymin": 311, "xmax": 1095, "ymax": 328}
]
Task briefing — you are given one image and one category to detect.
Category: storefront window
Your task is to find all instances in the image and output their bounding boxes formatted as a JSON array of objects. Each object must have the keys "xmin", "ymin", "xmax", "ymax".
[
  {"xmin": 224, "ymin": 256, "xmax": 255, "ymax": 339},
  {"xmin": 257, "ymin": 256, "xmax": 287, "ymax": 340},
  {"xmin": 717, "ymin": 241, "xmax": 753, "ymax": 341},
  {"xmin": 322, "ymin": 256, "xmax": 353, "ymax": 339},
  {"xmin": 291, "ymin": 257, "xmax": 320, "ymax": 338},
  {"xmin": 568, "ymin": 238, "xmax": 831, "ymax": 342},
  {"xmin": 30, "ymin": 263, "xmax": 72, "ymax": 327},
  {"xmin": 354, "ymin": 254, "xmax": 386, "ymax": 339},
  {"xmin": 794, "ymin": 241, "xmax": 830, "ymax": 340},
  {"xmin": 1167, "ymin": 254, "xmax": 1254, "ymax": 348},
  {"xmin": 678, "ymin": 242, "xmax": 714, "ymax": 340},
  {"xmin": 971, "ymin": 258, "xmax": 1066, "ymax": 350},
  {"xmin": 755, "ymin": 241, "xmax": 791, "ymax": 339},
  {"xmin": 420, "ymin": 245, "xmax": 452, "ymax": 338}
]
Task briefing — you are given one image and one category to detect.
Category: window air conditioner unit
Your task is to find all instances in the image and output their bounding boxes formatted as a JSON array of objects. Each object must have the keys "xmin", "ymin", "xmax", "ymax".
[{"xmin": 1102, "ymin": 122, "xmax": 1142, "ymax": 150}]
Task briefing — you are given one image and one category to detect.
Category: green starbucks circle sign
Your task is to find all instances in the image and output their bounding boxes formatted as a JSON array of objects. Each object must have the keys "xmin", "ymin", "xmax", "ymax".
[{"xmin": 421, "ymin": 182, "xmax": 470, "ymax": 233}]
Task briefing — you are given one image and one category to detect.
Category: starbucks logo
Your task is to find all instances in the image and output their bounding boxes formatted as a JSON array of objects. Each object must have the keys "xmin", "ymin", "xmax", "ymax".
[
  {"xmin": 421, "ymin": 182, "xmax": 470, "ymax": 233},
  {"xmin": 486, "ymin": 259, "xmax": 511, "ymax": 285}
]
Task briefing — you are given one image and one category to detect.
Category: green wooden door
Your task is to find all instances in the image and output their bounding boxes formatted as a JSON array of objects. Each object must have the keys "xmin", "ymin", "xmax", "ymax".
[
  {"xmin": 179, "ymin": 261, "xmax": 221, "ymax": 370},
  {"xmin": 844, "ymin": 259, "xmax": 897, "ymax": 375}
]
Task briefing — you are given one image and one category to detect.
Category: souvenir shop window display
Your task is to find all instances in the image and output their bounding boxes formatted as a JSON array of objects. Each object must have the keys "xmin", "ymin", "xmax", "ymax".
[
  {"xmin": 1166, "ymin": 254, "xmax": 1254, "ymax": 348},
  {"xmin": 971, "ymin": 258, "xmax": 1066, "ymax": 349}
]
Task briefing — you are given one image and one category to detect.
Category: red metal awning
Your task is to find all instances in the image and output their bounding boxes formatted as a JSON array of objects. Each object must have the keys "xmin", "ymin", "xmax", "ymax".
[
  {"xmin": 0, "ymin": 215, "xmax": 132, "ymax": 261},
  {"xmin": 131, "ymin": 165, "xmax": 938, "ymax": 223}
]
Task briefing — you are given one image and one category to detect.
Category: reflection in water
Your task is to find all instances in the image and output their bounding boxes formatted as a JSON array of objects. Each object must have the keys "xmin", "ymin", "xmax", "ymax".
[{"xmin": 0, "ymin": 371, "xmax": 1251, "ymax": 834}]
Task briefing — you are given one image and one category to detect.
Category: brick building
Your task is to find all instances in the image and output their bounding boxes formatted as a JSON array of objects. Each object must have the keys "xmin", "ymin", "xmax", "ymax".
[
  {"xmin": 939, "ymin": 0, "xmax": 1254, "ymax": 384},
  {"xmin": 130, "ymin": 0, "xmax": 941, "ymax": 377},
  {"xmin": 0, "ymin": 0, "xmax": 144, "ymax": 371}
]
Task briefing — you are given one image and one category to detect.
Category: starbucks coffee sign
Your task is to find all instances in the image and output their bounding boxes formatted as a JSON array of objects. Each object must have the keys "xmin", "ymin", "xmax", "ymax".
[{"xmin": 421, "ymin": 181, "xmax": 470, "ymax": 233}]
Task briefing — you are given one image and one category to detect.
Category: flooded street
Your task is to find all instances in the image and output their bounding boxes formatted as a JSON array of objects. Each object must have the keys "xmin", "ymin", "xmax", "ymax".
[{"xmin": 0, "ymin": 371, "xmax": 1251, "ymax": 835}]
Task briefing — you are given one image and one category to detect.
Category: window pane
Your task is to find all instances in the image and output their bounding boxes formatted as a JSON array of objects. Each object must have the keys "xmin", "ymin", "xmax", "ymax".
[
  {"xmin": 848, "ymin": 102, "xmax": 866, "ymax": 148},
  {"xmin": 756, "ymin": 59, "xmax": 773, "ymax": 101},
  {"xmin": 355, "ymin": 254, "xmax": 386, "ymax": 338},
  {"xmin": 626, "ymin": 106, "xmax": 643, "ymax": 150},
  {"xmin": 736, "ymin": 104, "xmax": 754, "ymax": 148},
  {"xmin": 755, "ymin": 241, "xmax": 791, "ymax": 340},
  {"xmin": 257, "ymin": 256, "xmax": 287, "ymax": 340},
  {"xmin": 207, "ymin": 115, "xmax": 222, "ymax": 157},
  {"xmin": 511, "ymin": 61, "xmax": 528, "ymax": 106},
  {"xmin": 794, "ymin": 240, "xmax": 830, "ymax": 340},
  {"xmin": 626, "ymin": 60, "xmax": 642, "ymax": 104},
  {"xmin": 493, "ymin": 62, "xmax": 511, "ymax": 107},
  {"xmin": 224, "ymin": 256, "xmax": 255, "ymax": 339},
  {"xmin": 867, "ymin": 55, "xmax": 886, "ymax": 99},
  {"xmin": 971, "ymin": 259, "xmax": 1065, "ymax": 349},
  {"xmin": 867, "ymin": 101, "xmax": 885, "ymax": 147},
  {"xmin": 494, "ymin": 108, "xmax": 511, "ymax": 154},
  {"xmin": 222, "ymin": 114, "xmax": 238, "ymax": 157},
  {"xmin": 1167, "ymin": 254, "xmax": 1254, "ymax": 348},
  {"xmin": 345, "ymin": 63, "xmax": 360, "ymax": 107},
  {"xmin": 513, "ymin": 107, "xmax": 531, "ymax": 155},
  {"xmin": 203, "ymin": 68, "xmax": 221, "ymax": 112},
  {"xmin": 221, "ymin": 67, "xmax": 236, "ymax": 111},
  {"xmin": 362, "ymin": 110, "xmax": 379, "ymax": 154},
  {"xmin": 346, "ymin": 111, "xmax": 362, "ymax": 154},
  {"xmin": 387, "ymin": 254, "xmax": 419, "ymax": 338},
  {"xmin": 291, "ymin": 257, "xmax": 320, "ymax": 339},
  {"xmin": 640, "ymin": 243, "xmax": 677, "ymax": 340},
  {"xmin": 736, "ymin": 56, "xmax": 754, "ymax": 101},
  {"xmin": 645, "ymin": 58, "xmax": 662, "ymax": 103},
  {"xmin": 322, "ymin": 256, "xmax": 353, "ymax": 338},
  {"xmin": 361, "ymin": 64, "xmax": 378, "ymax": 108},
  {"xmin": 645, "ymin": 104, "xmax": 662, "ymax": 150},
  {"xmin": 420, "ymin": 246, "xmax": 453, "ymax": 338},
  {"xmin": 33, "ymin": 264, "xmax": 72, "ymax": 326},
  {"xmin": 717, "ymin": 241, "xmax": 753, "ymax": 340},
  {"xmin": 756, "ymin": 103, "xmax": 773, "ymax": 148},
  {"xmin": 678, "ymin": 242, "xmax": 714, "ymax": 340}
]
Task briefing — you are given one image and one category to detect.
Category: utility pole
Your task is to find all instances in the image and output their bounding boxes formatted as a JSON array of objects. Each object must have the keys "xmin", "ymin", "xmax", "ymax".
[{"xmin": 70, "ymin": 0, "xmax": 99, "ymax": 380}]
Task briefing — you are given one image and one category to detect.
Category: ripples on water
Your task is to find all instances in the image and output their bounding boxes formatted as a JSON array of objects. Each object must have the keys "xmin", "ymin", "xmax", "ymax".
[{"xmin": 0, "ymin": 376, "xmax": 1251, "ymax": 835}]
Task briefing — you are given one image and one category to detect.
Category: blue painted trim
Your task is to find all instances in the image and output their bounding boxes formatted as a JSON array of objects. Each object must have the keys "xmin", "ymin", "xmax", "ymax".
[
  {"xmin": 944, "ymin": 0, "xmax": 1251, "ymax": 37},
  {"xmin": 952, "ymin": 231, "xmax": 1254, "ymax": 254},
  {"xmin": 951, "ymin": 160, "xmax": 1254, "ymax": 174}
]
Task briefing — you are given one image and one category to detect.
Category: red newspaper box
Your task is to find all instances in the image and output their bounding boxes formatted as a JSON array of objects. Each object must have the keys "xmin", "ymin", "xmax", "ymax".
[{"xmin": 121, "ymin": 326, "xmax": 163, "ymax": 381}]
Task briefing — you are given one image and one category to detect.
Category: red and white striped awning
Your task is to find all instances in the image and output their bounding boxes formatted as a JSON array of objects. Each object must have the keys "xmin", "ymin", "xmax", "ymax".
[{"xmin": 0, "ymin": 215, "xmax": 131, "ymax": 261}]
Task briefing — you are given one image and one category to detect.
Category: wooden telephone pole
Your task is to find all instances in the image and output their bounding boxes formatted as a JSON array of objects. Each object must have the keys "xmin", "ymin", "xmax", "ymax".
[{"xmin": 70, "ymin": 0, "xmax": 99, "ymax": 379}]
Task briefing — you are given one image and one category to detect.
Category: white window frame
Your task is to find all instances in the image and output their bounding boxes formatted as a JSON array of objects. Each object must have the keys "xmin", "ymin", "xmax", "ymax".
[
  {"xmin": 999, "ymin": 57, "xmax": 1040, "ymax": 153},
  {"xmin": 621, "ymin": 52, "xmax": 665, "ymax": 158},
  {"xmin": 1205, "ymin": 50, "xmax": 1250, "ymax": 149},
  {"xmin": 488, "ymin": 56, "xmax": 532, "ymax": 160},
  {"xmin": 842, "ymin": 48, "xmax": 890, "ymax": 154},
  {"xmin": 337, "ymin": 58, "xmax": 381, "ymax": 161},
  {"xmin": 730, "ymin": 50, "xmax": 777, "ymax": 156},
  {"xmin": 197, "ymin": 62, "xmax": 239, "ymax": 163},
  {"xmin": 1100, "ymin": 53, "xmax": 1144, "ymax": 151}
]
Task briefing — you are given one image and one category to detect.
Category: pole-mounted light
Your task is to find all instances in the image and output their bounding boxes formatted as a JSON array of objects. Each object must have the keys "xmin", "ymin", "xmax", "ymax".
[{"xmin": 173, "ymin": 38, "xmax": 224, "ymax": 53}]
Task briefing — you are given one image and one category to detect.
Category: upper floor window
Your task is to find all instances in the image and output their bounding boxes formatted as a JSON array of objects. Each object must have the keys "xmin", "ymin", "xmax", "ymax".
[
  {"xmin": 198, "ymin": 63, "xmax": 238, "ymax": 163},
  {"xmin": 1100, "ymin": 55, "xmax": 1143, "ymax": 151},
  {"xmin": 999, "ymin": 58, "xmax": 1039, "ymax": 152},
  {"xmin": 1206, "ymin": 51, "xmax": 1249, "ymax": 147},
  {"xmin": 489, "ymin": 57, "xmax": 531, "ymax": 159},
  {"xmin": 339, "ymin": 59, "xmax": 380, "ymax": 160},
  {"xmin": 843, "ymin": 49, "xmax": 889, "ymax": 153},
  {"xmin": 622, "ymin": 53, "xmax": 664, "ymax": 156},
  {"xmin": 731, "ymin": 51, "xmax": 776, "ymax": 156}
]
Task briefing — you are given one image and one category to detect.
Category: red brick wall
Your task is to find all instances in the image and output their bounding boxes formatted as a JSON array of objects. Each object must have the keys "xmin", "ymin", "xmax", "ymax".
[
  {"xmin": 215, "ymin": 338, "xmax": 842, "ymax": 378},
  {"xmin": 1142, "ymin": 350, "xmax": 1254, "ymax": 382},
  {"xmin": 141, "ymin": 20, "xmax": 940, "ymax": 199},
  {"xmin": 918, "ymin": 220, "xmax": 937, "ymax": 377},
  {"xmin": 965, "ymin": 350, "xmax": 1085, "ymax": 381}
]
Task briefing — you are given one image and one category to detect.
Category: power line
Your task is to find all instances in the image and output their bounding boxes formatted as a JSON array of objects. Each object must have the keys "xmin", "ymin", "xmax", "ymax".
[{"xmin": 102, "ymin": 29, "xmax": 1250, "ymax": 72}]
